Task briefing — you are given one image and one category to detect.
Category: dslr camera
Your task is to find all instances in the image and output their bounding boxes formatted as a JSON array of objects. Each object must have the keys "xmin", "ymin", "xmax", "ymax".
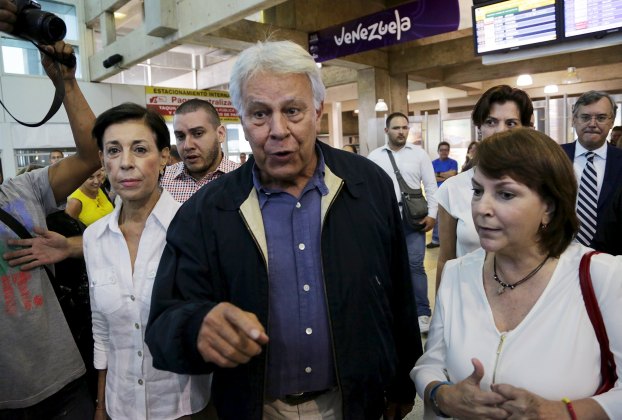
[{"xmin": 11, "ymin": 0, "xmax": 67, "ymax": 44}]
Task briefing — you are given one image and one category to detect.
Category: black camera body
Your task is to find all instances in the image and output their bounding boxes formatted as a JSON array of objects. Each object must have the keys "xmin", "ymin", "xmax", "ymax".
[{"xmin": 12, "ymin": 0, "xmax": 67, "ymax": 44}]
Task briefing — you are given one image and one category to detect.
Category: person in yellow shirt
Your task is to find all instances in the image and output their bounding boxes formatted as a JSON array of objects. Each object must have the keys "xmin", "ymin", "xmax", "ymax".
[{"xmin": 66, "ymin": 168, "xmax": 113, "ymax": 226}]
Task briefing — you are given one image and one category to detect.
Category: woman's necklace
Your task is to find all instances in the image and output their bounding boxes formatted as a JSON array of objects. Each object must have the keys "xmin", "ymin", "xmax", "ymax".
[{"xmin": 493, "ymin": 255, "xmax": 549, "ymax": 295}]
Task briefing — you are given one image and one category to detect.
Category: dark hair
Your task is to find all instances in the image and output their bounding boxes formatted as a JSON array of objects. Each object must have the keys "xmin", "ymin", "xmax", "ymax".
[
  {"xmin": 476, "ymin": 128, "xmax": 578, "ymax": 258},
  {"xmin": 92, "ymin": 103, "xmax": 170, "ymax": 152},
  {"xmin": 438, "ymin": 141, "xmax": 450, "ymax": 151},
  {"xmin": 467, "ymin": 141, "xmax": 478, "ymax": 153},
  {"xmin": 49, "ymin": 149, "xmax": 64, "ymax": 156},
  {"xmin": 572, "ymin": 90, "xmax": 618, "ymax": 118},
  {"xmin": 472, "ymin": 85, "xmax": 533, "ymax": 128},
  {"xmin": 385, "ymin": 112, "xmax": 409, "ymax": 128},
  {"xmin": 175, "ymin": 99, "xmax": 221, "ymax": 127},
  {"xmin": 610, "ymin": 126, "xmax": 622, "ymax": 132}
]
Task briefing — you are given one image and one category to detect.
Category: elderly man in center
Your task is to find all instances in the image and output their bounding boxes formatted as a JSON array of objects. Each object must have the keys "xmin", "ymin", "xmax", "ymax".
[{"xmin": 145, "ymin": 40, "xmax": 421, "ymax": 419}]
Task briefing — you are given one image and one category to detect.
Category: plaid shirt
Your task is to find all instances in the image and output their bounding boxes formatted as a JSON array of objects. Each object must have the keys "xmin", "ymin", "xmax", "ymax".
[{"xmin": 160, "ymin": 157, "xmax": 240, "ymax": 203}]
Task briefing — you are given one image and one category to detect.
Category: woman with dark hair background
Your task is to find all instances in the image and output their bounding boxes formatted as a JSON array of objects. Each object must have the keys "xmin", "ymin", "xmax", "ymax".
[{"xmin": 412, "ymin": 128, "xmax": 621, "ymax": 419}]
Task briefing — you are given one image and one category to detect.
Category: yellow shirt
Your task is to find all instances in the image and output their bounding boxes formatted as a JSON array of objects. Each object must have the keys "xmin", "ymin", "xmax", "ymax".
[{"xmin": 68, "ymin": 188, "xmax": 114, "ymax": 226}]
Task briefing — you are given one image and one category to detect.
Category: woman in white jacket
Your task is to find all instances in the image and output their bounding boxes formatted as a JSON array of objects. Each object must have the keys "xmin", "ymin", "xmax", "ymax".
[
  {"xmin": 412, "ymin": 128, "xmax": 621, "ymax": 419},
  {"xmin": 84, "ymin": 103, "xmax": 210, "ymax": 419}
]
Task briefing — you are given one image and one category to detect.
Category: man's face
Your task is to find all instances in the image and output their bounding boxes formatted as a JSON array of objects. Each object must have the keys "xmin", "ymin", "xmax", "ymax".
[
  {"xmin": 573, "ymin": 97, "xmax": 614, "ymax": 151},
  {"xmin": 240, "ymin": 72, "xmax": 322, "ymax": 194},
  {"xmin": 173, "ymin": 109, "xmax": 226, "ymax": 180},
  {"xmin": 385, "ymin": 116, "xmax": 409, "ymax": 150},
  {"xmin": 610, "ymin": 129, "xmax": 622, "ymax": 144},
  {"xmin": 438, "ymin": 144, "xmax": 450, "ymax": 160},
  {"xmin": 50, "ymin": 151, "xmax": 63, "ymax": 164}
]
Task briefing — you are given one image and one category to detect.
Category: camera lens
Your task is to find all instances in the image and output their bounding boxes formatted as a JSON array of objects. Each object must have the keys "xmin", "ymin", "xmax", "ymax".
[{"xmin": 18, "ymin": 9, "xmax": 67, "ymax": 44}]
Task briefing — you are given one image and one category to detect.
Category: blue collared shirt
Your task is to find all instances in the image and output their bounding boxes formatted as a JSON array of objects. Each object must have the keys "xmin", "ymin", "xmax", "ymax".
[{"xmin": 252, "ymin": 146, "xmax": 336, "ymax": 398}]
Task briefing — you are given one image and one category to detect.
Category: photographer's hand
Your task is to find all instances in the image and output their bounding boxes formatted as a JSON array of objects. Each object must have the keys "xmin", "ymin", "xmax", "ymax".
[
  {"xmin": 0, "ymin": 0, "xmax": 18, "ymax": 33},
  {"xmin": 41, "ymin": 41, "xmax": 76, "ymax": 81}
]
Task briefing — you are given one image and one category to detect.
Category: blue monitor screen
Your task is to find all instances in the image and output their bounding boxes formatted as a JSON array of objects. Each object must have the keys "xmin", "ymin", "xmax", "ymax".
[
  {"xmin": 564, "ymin": 0, "xmax": 622, "ymax": 39},
  {"xmin": 473, "ymin": 0, "xmax": 559, "ymax": 55}
]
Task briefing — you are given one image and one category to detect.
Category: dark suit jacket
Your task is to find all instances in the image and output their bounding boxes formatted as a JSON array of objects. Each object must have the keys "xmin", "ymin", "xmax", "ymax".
[{"xmin": 561, "ymin": 141, "xmax": 622, "ymax": 250}]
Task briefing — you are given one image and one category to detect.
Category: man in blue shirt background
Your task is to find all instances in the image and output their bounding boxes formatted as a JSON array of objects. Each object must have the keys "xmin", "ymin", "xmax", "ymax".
[{"xmin": 428, "ymin": 141, "xmax": 458, "ymax": 248}]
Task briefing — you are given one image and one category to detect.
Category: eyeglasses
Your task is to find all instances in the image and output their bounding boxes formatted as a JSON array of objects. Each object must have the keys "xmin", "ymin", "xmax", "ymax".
[{"xmin": 576, "ymin": 114, "xmax": 612, "ymax": 124}]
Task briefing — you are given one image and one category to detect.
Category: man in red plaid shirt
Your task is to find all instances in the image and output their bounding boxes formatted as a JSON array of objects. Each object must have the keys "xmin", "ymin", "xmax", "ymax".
[{"xmin": 162, "ymin": 99, "xmax": 240, "ymax": 203}]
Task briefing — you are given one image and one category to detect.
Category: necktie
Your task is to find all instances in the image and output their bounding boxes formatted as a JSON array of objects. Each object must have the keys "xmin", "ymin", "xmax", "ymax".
[{"xmin": 576, "ymin": 152, "xmax": 598, "ymax": 246}]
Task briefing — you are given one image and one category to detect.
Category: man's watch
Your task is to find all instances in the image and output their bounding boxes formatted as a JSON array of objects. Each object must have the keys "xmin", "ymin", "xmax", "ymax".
[{"xmin": 429, "ymin": 381, "xmax": 452, "ymax": 418}]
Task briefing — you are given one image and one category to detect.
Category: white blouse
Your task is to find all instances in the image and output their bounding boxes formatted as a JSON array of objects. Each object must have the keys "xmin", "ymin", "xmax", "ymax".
[
  {"xmin": 411, "ymin": 243, "xmax": 622, "ymax": 419},
  {"xmin": 434, "ymin": 168, "xmax": 480, "ymax": 258},
  {"xmin": 84, "ymin": 190, "xmax": 210, "ymax": 420}
]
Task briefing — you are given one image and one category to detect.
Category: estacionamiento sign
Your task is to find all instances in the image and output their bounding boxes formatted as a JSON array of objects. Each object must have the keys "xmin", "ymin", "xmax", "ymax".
[{"xmin": 145, "ymin": 87, "xmax": 240, "ymax": 123}]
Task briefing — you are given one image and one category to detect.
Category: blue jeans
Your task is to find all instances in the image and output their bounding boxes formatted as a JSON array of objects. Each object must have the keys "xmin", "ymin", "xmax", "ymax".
[
  {"xmin": 432, "ymin": 222, "xmax": 439, "ymax": 244},
  {"xmin": 403, "ymin": 219, "xmax": 431, "ymax": 317}
]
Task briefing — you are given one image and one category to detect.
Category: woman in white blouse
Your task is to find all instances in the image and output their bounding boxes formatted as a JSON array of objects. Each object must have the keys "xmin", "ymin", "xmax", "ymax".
[
  {"xmin": 412, "ymin": 128, "xmax": 621, "ymax": 419},
  {"xmin": 84, "ymin": 103, "xmax": 210, "ymax": 419},
  {"xmin": 435, "ymin": 85, "xmax": 533, "ymax": 290}
]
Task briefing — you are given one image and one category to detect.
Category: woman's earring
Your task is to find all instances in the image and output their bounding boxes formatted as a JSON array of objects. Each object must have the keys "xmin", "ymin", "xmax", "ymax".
[{"xmin": 540, "ymin": 223, "xmax": 548, "ymax": 231}]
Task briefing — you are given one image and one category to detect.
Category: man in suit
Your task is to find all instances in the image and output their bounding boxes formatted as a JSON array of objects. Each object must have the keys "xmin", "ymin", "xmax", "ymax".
[{"xmin": 561, "ymin": 90, "xmax": 622, "ymax": 250}]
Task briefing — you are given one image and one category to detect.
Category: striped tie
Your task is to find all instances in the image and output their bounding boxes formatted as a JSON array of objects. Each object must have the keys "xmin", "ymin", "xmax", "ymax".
[{"xmin": 576, "ymin": 152, "xmax": 598, "ymax": 246}]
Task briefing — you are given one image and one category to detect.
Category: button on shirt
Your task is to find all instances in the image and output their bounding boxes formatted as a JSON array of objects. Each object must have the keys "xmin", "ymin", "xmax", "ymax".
[
  {"xmin": 84, "ymin": 190, "xmax": 210, "ymax": 419},
  {"xmin": 160, "ymin": 157, "xmax": 240, "ymax": 203},
  {"xmin": 253, "ymin": 147, "xmax": 336, "ymax": 398}
]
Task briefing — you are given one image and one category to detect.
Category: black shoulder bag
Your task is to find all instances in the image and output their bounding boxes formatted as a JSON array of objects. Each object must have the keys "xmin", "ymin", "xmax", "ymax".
[{"xmin": 385, "ymin": 149, "xmax": 428, "ymax": 230}]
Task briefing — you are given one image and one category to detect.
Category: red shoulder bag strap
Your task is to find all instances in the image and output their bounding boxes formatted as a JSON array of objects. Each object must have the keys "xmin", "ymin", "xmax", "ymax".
[{"xmin": 579, "ymin": 251, "xmax": 618, "ymax": 395}]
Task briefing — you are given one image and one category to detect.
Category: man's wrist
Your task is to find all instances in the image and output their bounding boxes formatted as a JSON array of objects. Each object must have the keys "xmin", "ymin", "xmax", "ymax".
[{"xmin": 429, "ymin": 381, "xmax": 452, "ymax": 418}]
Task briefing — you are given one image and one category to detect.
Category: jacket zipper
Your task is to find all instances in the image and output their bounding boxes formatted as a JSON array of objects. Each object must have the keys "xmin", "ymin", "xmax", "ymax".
[
  {"xmin": 238, "ymin": 210, "xmax": 270, "ymax": 414},
  {"xmin": 319, "ymin": 180, "xmax": 344, "ymax": 413},
  {"xmin": 491, "ymin": 333, "xmax": 507, "ymax": 385}
]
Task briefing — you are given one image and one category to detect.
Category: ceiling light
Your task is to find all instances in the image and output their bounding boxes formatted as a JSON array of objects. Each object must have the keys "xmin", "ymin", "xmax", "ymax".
[
  {"xmin": 353, "ymin": 109, "xmax": 359, "ymax": 114},
  {"xmin": 516, "ymin": 74, "xmax": 533, "ymax": 87},
  {"xmin": 544, "ymin": 84, "xmax": 559, "ymax": 94},
  {"xmin": 563, "ymin": 66, "xmax": 581, "ymax": 84},
  {"xmin": 114, "ymin": 12, "xmax": 126, "ymax": 19},
  {"xmin": 374, "ymin": 99, "xmax": 388, "ymax": 112}
]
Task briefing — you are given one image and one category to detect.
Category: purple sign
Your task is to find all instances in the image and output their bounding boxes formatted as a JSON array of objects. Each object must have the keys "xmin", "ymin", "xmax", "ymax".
[{"xmin": 309, "ymin": 0, "xmax": 460, "ymax": 62}]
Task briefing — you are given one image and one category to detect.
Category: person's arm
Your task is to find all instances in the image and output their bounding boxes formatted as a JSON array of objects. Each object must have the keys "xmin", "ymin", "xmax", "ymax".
[
  {"xmin": 94, "ymin": 369, "xmax": 107, "ymax": 420},
  {"xmin": 145, "ymin": 202, "xmax": 267, "ymax": 374},
  {"xmin": 438, "ymin": 169, "xmax": 457, "ymax": 180},
  {"xmin": 435, "ymin": 206, "xmax": 457, "ymax": 291},
  {"xmin": 42, "ymin": 42, "xmax": 100, "ymax": 203},
  {"xmin": 65, "ymin": 198, "xmax": 83, "ymax": 221},
  {"xmin": 3, "ymin": 227, "xmax": 83, "ymax": 270}
]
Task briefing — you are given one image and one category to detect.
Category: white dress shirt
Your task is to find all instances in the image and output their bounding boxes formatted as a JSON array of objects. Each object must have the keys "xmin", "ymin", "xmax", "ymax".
[
  {"xmin": 368, "ymin": 143, "xmax": 438, "ymax": 219},
  {"xmin": 411, "ymin": 243, "xmax": 622, "ymax": 419},
  {"xmin": 84, "ymin": 190, "xmax": 210, "ymax": 420},
  {"xmin": 572, "ymin": 140, "xmax": 608, "ymax": 203}
]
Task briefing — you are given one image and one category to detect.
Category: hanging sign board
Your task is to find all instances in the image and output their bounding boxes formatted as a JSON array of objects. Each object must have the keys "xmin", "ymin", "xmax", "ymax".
[
  {"xmin": 145, "ymin": 86, "xmax": 240, "ymax": 123},
  {"xmin": 309, "ymin": 0, "xmax": 460, "ymax": 62}
]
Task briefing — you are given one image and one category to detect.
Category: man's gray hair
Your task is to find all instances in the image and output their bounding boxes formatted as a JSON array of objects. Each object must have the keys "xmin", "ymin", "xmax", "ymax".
[
  {"xmin": 572, "ymin": 90, "xmax": 618, "ymax": 118},
  {"xmin": 229, "ymin": 40, "xmax": 325, "ymax": 116}
]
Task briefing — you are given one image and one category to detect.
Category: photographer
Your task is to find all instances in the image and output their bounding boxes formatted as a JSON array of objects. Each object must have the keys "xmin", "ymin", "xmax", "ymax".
[{"xmin": 0, "ymin": 3, "xmax": 101, "ymax": 418}]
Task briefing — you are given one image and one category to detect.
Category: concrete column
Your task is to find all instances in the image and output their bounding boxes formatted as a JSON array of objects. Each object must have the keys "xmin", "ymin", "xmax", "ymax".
[{"xmin": 330, "ymin": 101, "xmax": 343, "ymax": 148}]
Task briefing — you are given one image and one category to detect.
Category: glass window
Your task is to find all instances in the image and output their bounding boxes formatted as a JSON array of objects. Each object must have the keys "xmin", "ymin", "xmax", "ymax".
[{"xmin": 14, "ymin": 148, "xmax": 75, "ymax": 172}]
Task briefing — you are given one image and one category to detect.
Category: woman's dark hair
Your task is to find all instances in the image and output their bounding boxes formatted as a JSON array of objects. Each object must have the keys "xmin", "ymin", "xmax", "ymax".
[
  {"xmin": 92, "ymin": 103, "xmax": 170, "ymax": 151},
  {"xmin": 476, "ymin": 127, "xmax": 578, "ymax": 258},
  {"xmin": 472, "ymin": 85, "xmax": 533, "ymax": 128}
]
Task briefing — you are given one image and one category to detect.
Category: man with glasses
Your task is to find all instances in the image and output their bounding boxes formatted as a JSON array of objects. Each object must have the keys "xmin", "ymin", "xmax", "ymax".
[{"xmin": 562, "ymin": 90, "xmax": 622, "ymax": 250}]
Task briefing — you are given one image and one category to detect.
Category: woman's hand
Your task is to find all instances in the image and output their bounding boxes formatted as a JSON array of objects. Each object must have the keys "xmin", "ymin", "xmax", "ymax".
[
  {"xmin": 435, "ymin": 358, "xmax": 509, "ymax": 420},
  {"xmin": 491, "ymin": 384, "xmax": 567, "ymax": 419}
]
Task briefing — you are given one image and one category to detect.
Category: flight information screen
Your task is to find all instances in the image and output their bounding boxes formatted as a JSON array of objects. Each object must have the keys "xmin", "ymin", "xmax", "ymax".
[
  {"xmin": 473, "ymin": 0, "xmax": 558, "ymax": 55},
  {"xmin": 564, "ymin": 0, "xmax": 622, "ymax": 38}
]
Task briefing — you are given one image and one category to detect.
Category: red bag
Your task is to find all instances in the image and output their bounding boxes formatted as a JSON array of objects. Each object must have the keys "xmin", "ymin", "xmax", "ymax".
[{"xmin": 579, "ymin": 251, "xmax": 618, "ymax": 395}]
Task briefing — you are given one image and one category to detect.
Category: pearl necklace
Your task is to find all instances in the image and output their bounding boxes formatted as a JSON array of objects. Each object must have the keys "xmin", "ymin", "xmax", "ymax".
[{"xmin": 493, "ymin": 255, "xmax": 549, "ymax": 295}]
